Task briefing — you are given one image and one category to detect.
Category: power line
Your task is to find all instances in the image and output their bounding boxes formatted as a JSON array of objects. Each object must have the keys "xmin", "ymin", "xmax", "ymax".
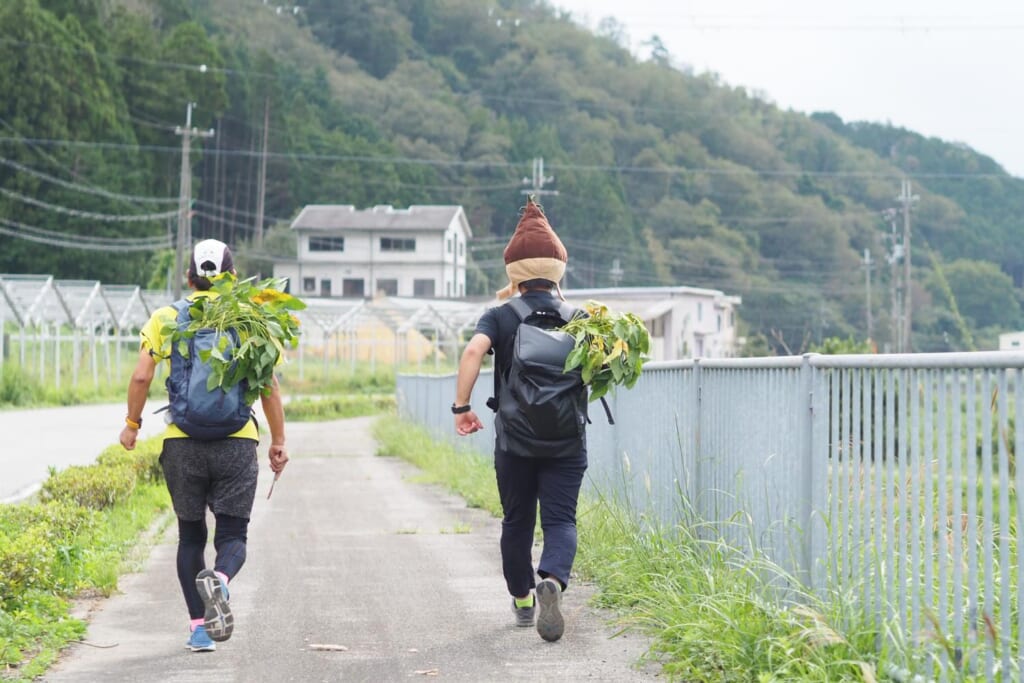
[
  {"xmin": 0, "ymin": 157, "xmax": 179, "ymax": 205},
  {"xmin": 0, "ymin": 217, "xmax": 170, "ymax": 250},
  {"xmin": 0, "ymin": 186, "xmax": 178, "ymax": 222},
  {"xmin": 0, "ymin": 136, "xmax": 1013, "ymax": 181}
]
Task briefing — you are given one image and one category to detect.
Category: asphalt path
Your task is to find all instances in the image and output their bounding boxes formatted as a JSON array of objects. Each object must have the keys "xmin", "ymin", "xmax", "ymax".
[
  {"xmin": 42, "ymin": 416, "xmax": 658, "ymax": 682},
  {"xmin": 0, "ymin": 403, "xmax": 164, "ymax": 503}
]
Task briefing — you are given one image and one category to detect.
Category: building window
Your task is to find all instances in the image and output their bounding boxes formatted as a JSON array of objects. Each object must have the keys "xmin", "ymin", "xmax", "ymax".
[
  {"xmin": 717, "ymin": 314, "xmax": 722, "ymax": 332},
  {"xmin": 414, "ymin": 279, "xmax": 435, "ymax": 297},
  {"xmin": 376, "ymin": 279, "xmax": 398, "ymax": 296},
  {"xmin": 458, "ymin": 283, "xmax": 464, "ymax": 297},
  {"xmin": 303, "ymin": 277, "xmax": 316, "ymax": 293},
  {"xmin": 458, "ymin": 241, "xmax": 464, "ymax": 257},
  {"xmin": 309, "ymin": 237, "xmax": 344, "ymax": 252},
  {"xmin": 730, "ymin": 311, "xmax": 735, "ymax": 327},
  {"xmin": 320, "ymin": 279, "xmax": 332, "ymax": 297},
  {"xmin": 697, "ymin": 302, "xmax": 703, "ymax": 322},
  {"xmin": 447, "ymin": 237, "xmax": 453, "ymax": 254},
  {"xmin": 380, "ymin": 237, "xmax": 416, "ymax": 252},
  {"xmin": 446, "ymin": 281, "xmax": 452, "ymax": 297},
  {"xmin": 343, "ymin": 278, "xmax": 365, "ymax": 298}
]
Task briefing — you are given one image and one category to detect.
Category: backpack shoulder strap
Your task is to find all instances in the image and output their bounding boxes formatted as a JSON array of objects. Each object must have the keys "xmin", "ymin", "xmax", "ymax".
[
  {"xmin": 170, "ymin": 298, "xmax": 191, "ymax": 325},
  {"xmin": 506, "ymin": 297, "xmax": 532, "ymax": 322},
  {"xmin": 556, "ymin": 301, "xmax": 580, "ymax": 324},
  {"xmin": 507, "ymin": 297, "xmax": 578, "ymax": 325}
]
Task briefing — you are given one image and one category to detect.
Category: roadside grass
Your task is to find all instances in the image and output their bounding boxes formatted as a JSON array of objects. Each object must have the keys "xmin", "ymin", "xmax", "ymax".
[
  {"xmin": 0, "ymin": 357, "xmax": 397, "ymax": 410},
  {"xmin": 373, "ymin": 415, "xmax": 501, "ymax": 515},
  {"xmin": 0, "ymin": 440, "xmax": 171, "ymax": 682},
  {"xmin": 371, "ymin": 415, "xmax": 891, "ymax": 681},
  {"xmin": 284, "ymin": 394, "xmax": 395, "ymax": 422}
]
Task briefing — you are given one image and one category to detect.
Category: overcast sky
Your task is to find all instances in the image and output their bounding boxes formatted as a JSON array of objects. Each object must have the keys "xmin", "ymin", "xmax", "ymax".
[{"xmin": 554, "ymin": 0, "xmax": 1024, "ymax": 177}]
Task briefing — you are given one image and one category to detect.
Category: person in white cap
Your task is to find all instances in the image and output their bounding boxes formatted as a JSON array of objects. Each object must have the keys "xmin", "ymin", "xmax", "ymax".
[{"xmin": 119, "ymin": 239, "xmax": 289, "ymax": 652}]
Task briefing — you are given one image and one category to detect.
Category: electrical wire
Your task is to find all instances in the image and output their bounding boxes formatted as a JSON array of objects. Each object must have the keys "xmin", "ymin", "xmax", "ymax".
[
  {"xmin": 0, "ymin": 217, "xmax": 171, "ymax": 251},
  {"xmin": 0, "ymin": 186, "xmax": 178, "ymax": 222},
  {"xmin": 0, "ymin": 136, "xmax": 1012, "ymax": 181},
  {"xmin": 0, "ymin": 157, "xmax": 179, "ymax": 205}
]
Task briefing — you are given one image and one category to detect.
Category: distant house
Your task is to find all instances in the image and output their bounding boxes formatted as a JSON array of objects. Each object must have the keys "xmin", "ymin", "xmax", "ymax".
[
  {"xmin": 999, "ymin": 331, "xmax": 1024, "ymax": 351},
  {"xmin": 563, "ymin": 286, "xmax": 742, "ymax": 360},
  {"xmin": 274, "ymin": 204, "xmax": 472, "ymax": 299}
]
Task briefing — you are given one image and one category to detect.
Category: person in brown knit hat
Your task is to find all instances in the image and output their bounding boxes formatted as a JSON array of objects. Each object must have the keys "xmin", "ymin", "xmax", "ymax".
[
  {"xmin": 453, "ymin": 196, "xmax": 586, "ymax": 643},
  {"xmin": 495, "ymin": 196, "xmax": 568, "ymax": 300}
]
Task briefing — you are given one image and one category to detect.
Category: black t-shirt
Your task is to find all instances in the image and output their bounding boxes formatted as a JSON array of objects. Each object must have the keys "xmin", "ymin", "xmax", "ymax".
[{"xmin": 474, "ymin": 290, "xmax": 564, "ymax": 383}]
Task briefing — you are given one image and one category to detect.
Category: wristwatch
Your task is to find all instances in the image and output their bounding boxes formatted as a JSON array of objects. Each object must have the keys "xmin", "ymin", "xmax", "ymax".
[{"xmin": 451, "ymin": 403, "xmax": 472, "ymax": 414}]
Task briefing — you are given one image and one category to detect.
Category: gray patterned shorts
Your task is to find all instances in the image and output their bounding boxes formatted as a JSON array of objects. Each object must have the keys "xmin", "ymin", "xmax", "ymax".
[{"xmin": 160, "ymin": 438, "xmax": 259, "ymax": 521}]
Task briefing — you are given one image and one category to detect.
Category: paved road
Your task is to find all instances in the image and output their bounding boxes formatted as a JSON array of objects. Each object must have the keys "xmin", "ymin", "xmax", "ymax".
[
  {"xmin": 43, "ymin": 416, "xmax": 658, "ymax": 682},
  {"xmin": 0, "ymin": 403, "xmax": 164, "ymax": 503}
]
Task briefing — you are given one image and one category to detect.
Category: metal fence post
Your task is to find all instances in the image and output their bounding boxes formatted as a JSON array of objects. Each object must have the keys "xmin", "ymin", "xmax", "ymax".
[
  {"xmin": 692, "ymin": 359, "xmax": 702, "ymax": 522},
  {"xmin": 799, "ymin": 353, "xmax": 816, "ymax": 591}
]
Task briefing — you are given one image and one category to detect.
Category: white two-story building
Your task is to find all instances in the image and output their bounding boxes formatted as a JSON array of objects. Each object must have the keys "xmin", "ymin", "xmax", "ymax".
[
  {"xmin": 563, "ymin": 286, "xmax": 743, "ymax": 360},
  {"xmin": 274, "ymin": 204, "xmax": 473, "ymax": 299}
]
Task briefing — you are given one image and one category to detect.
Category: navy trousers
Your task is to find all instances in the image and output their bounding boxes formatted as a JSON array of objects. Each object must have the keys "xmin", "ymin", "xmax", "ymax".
[{"xmin": 494, "ymin": 447, "xmax": 587, "ymax": 597}]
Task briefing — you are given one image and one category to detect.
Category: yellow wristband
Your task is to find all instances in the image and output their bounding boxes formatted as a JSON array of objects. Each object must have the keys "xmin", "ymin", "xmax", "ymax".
[{"xmin": 125, "ymin": 416, "xmax": 142, "ymax": 430}]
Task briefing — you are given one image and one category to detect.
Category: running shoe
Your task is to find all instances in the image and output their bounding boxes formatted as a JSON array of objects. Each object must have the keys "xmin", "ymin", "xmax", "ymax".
[
  {"xmin": 512, "ymin": 597, "xmax": 535, "ymax": 627},
  {"xmin": 186, "ymin": 625, "xmax": 216, "ymax": 652},
  {"xmin": 195, "ymin": 570, "xmax": 234, "ymax": 642},
  {"xmin": 536, "ymin": 578, "xmax": 564, "ymax": 642}
]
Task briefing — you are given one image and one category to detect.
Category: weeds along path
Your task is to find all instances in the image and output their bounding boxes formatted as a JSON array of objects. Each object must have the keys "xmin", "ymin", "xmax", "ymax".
[{"xmin": 45, "ymin": 416, "xmax": 655, "ymax": 682}]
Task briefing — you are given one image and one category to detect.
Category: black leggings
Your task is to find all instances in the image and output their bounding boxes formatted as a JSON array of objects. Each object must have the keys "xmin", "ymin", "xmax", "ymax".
[{"xmin": 176, "ymin": 514, "xmax": 249, "ymax": 619}]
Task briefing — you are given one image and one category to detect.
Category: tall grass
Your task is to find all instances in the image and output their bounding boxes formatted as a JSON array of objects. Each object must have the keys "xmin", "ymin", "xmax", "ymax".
[
  {"xmin": 285, "ymin": 394, "xmax": 396, "ymax": 422},
  {"xmin": 373, "ymin": 415, "xmax": 899, "ymax": 681},
  {"xmin": 0, "ymin": 348, "xmax": 398, "ymax": 409},
  {"xmin": 373, "ymin": 416, "xmax": 500, "ymax": 514}
]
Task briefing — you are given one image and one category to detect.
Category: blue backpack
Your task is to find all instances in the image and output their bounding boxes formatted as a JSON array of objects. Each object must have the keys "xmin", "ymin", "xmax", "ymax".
[{"xmin": 163, "ymin": 299, "xmax": 253, "ymax": 440}]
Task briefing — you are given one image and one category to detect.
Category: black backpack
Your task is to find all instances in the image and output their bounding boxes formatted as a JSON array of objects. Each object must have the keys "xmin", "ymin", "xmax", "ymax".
[{"xmin": 492, "ymin": 297, "xmax": 590, "ymax": 459}]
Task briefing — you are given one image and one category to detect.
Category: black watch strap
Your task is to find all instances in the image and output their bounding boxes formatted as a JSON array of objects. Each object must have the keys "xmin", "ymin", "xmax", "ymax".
[{"xmin": 451, "ymin": 403, "xmax": 472, "ymax": 414}]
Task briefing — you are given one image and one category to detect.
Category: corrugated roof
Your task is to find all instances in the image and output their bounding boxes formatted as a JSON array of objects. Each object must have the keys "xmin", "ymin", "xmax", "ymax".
[{"xmin": 291, "ymin": 204, "xmax": 471, "ymax": 236}]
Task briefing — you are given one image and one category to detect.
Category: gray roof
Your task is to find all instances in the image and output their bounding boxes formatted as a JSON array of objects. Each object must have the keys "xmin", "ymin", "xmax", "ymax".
[{"xmin": 291, "ymin": 204, "xmax": 472, "ymax": 237}]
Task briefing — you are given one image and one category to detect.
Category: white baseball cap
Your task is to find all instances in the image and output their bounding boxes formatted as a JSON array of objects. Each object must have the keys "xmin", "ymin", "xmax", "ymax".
[{"xmin": 190, "ymin": 239, "xmax": 234, "ymax": 279}]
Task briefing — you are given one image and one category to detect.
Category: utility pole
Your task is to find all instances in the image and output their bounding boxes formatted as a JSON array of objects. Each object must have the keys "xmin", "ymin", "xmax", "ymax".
[
  {"xmin": 174, "ymin": 103, "xmax": 215, "ymax": 299},
  {"xmin": 609, "ymin": 258, "xmax": 624, "ymax": 287},
  {"xmin": 883, "ymin": 208, "xmax": 902, "ymax": 352},
  {"xmin": 863, "ymin": 248, "xmax": 873, "ymax": 342},
  {"xmin": 898, "ymin": 178, "xmax": 919, "ymax": 352},
  {"xmin": 254, "ymin": 96, "xmax": 270, "ymax": 249},
  {"xmin": 521, "ymin": 157, "xmax": 559, "ymax": 199}
]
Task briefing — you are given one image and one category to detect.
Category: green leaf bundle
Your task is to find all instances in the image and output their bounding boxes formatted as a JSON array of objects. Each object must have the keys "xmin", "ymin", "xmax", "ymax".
[
  {"xmin": 561, "ymin": 300, "xmax": 651, "ymax": 402},
  {"xmin": 160, "ymin": 274, "xmax": 306, "ymax": 405}
]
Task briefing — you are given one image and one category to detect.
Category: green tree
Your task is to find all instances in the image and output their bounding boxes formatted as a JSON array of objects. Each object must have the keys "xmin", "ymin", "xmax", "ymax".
[{"xmin": 928, "ymin": 259, "xmax": 1022, "ymax": 330}]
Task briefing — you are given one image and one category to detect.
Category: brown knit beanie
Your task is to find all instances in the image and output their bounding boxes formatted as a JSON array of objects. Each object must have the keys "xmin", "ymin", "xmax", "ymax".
[{"xmin": 496, "ymin": 196, "xmax": 568, "ymax": 299}]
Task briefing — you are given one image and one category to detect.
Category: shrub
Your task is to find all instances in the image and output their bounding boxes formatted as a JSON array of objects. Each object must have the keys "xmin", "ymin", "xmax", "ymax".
[
  {"xmin": 0, "ymin": 500, "xmax": 96, "ymax": 603},
  {"xmin": 0, "ymin": 527, "xmax": 56, "ymax": 602},
  {"xmin": 40, "ymin": 463, "xmax": 136, "ymax": 510},
  {"xmin": 96, "ymin": 440, "xmax": 163, "ymax": 483}
]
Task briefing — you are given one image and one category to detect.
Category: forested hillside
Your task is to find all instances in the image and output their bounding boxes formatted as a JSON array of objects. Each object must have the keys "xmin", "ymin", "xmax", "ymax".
[{"xmin": 1, "ymin": 0, "xmax": 1022, "ymax": 353}]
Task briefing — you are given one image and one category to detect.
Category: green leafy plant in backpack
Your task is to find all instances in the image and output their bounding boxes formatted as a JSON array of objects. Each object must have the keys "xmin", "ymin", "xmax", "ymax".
[{"xmin": 561, "ymin": 300, "xmax": 651, "ymax": 401}]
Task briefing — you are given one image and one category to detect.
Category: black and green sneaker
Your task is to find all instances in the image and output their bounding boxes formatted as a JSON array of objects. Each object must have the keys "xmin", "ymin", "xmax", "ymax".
[{"xmin": 512, "ymin": 595, "xmax": 535, "ymax": 627}]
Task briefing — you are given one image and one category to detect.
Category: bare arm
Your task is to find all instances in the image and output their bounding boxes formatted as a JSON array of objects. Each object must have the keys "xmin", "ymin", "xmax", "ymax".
[
  {"xmin": 454, "ymin": 333, "xmax": 492, "ymax": 436},
  {"xmin": 120, "ymin": 349, "xmax": 156, "ymax": 450},
  {"xmin": 260, "ymin": 375, "xmax": 289, "ymax": 473}
]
